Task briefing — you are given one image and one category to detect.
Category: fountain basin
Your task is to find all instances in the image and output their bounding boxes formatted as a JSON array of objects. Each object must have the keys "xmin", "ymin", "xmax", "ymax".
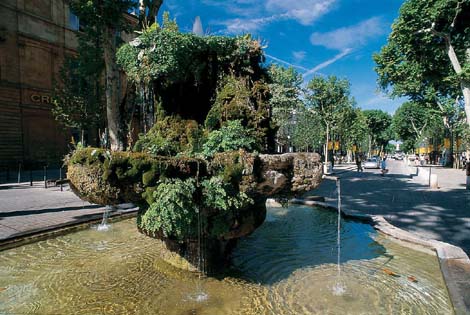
[{"xmin": 0, "ymin": 205, "xmax": 452, "ymax": 314}]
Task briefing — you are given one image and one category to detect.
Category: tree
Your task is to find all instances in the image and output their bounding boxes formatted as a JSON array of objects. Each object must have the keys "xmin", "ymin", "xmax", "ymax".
[
  {"xmin": 392, "ymin": 102, "xmax": 439, "ymax": 152},
  {"xmin": 363, "ymin": 110, "xmax": 393, "ymax": 156},
  {"xmin": 53, "ymin": 22, "xmax": 105, "ymax": 145},
  {"xmin": 338, "ymin": 107, "xmax": 368, "ymax": 160},
  {"xmin": 305, "ymin": 76, "xmax": 353, "ymax": 172},
  {"xmin": 52, "ymin": 57, "xmax": 103, "ymax": 144},
  {"xmin": 267, "ymin": 64, "xmax": 303, "ymax": 151},
  {"xmin": 290, "ymin": 107, "xmax": 324, "ymax": 152},
  {"xmin": 69, "ymin": 0, "xmax": 138, "ymax": 151},
  {"xmin": 374, "ymin": 0, "xmax": 470, "ymax": 128}
]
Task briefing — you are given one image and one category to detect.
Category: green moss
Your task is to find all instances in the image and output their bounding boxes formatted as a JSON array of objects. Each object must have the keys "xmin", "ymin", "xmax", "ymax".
[{"xmin": 134, "ymin": 116, "xmax": 203, "ymax": 156}]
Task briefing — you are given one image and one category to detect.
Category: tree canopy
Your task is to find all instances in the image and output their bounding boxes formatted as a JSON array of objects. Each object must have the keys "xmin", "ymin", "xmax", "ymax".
[{"xmin": 374, "ymin": 0, "xmax": 470, "ymax": 127}]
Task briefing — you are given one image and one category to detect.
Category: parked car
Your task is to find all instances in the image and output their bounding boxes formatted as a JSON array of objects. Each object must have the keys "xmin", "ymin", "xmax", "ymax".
[{"xmin": 363, "ymin": 158, "xmax": 380, "ymax": 169}]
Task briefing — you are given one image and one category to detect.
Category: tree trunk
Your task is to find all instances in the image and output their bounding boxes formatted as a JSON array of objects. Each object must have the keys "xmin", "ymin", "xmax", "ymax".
[
  {"xmin": 446, "ymin": 44, "xmax": 470, "ymax": 127},
  {"xmin": 324, "ymin": 123, "xmax": 329, "ymax": 173},
  {"xmin": 103, "ymin": 27, "xmax": 123, "ymax": 151}
]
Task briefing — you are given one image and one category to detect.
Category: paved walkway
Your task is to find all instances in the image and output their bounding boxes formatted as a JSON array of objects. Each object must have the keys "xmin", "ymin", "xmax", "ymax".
[
  {"xmin": 309, "ymin": 160, "xmax": 470, "ymax": 255},
  {"xmin": 0, "ymin": 182, "xmax": 135, "ymax": 243}
]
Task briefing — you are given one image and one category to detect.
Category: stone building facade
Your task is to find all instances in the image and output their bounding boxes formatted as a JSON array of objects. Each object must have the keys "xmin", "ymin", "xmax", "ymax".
[
  {"xmin": 0, "ymin": 0, "xmax": 137, "ymax": 168},
  {"xmin": 0, "ymin": 0, "xmax": 82, "ymax": 168}
]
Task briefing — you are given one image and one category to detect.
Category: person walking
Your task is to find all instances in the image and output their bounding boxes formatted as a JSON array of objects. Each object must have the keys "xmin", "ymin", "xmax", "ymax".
[
  {"xmin": 356, "ymin": 154, "xmax": 363, "ymax": 172},
  {"xmin": 380, "ymin": 157, "xmax": 388, "ymax": 176}
]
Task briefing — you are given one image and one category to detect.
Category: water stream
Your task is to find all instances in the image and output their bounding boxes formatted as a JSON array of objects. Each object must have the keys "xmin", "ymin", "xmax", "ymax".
[
  {"xmin": 96, "ymin": 205, "xmax": 112, "ymax": 231},
  {"xmin": 332, "ymin": 178, "xmax": 345, "ymax": 295}
]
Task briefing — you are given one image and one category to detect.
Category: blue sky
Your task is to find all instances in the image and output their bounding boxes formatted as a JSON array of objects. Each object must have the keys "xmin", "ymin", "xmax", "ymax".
[{"xmin": 158, "ymin": 0, "xmax": 406, "ymax": 114}]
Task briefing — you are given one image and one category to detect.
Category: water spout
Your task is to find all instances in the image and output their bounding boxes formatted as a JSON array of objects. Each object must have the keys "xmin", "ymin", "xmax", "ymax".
[
  {"xmin": 333, "ymin": 178, "xmax": 346, "ymax": 295},
  {"xmin": 97, "ymin": 205, "xmax": 112, "ymax": 231}
]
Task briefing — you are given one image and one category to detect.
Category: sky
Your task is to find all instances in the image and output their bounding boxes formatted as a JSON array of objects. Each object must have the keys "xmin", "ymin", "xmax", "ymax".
[{"xmin": 158, "ymin": 0, "xmax": 407, "ymax": 114}]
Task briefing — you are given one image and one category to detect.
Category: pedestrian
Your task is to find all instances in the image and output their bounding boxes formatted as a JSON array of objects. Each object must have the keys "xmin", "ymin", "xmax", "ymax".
[
  {"xmin": 380, "ymin": 157, "xmax": 388, "ymax": 176},
  {"xmin": 356, "ymin": 154, "xmax": 363, "ymax": 172}
]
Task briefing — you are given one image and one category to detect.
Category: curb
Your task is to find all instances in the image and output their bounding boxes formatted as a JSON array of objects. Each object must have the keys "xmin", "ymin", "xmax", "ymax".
[{"xmin": 291, "ymin": 198, "xmax": 470, "ymax": 315}]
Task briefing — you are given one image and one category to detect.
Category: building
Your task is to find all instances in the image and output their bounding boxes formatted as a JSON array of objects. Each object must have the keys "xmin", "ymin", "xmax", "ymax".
[
  {"xmin": 0, "ymin": 0, "xmax": 137, "ymax": 169},
  {"xmin": 0, "ymin": 0, "xmax": 82, "ymax": 168}
]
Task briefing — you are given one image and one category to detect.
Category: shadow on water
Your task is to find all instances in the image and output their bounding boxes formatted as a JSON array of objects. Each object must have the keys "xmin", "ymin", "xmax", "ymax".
[{"xmin": 228, "ymin": 205, "xmax": 386, "ymax": 285}]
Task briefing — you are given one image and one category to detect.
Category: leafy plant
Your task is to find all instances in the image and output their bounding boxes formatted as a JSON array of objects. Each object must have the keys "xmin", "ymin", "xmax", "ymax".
[
  {"xmin": 202, "ymin": 120, "xmax": 256, "ymax": 157},
  {"xmin": 141, "ymin": 178, "xmax": 198, "ymax": 240},
  {"xmin": 201, "ymin": 176, "xmax": 252, "ymax": 211}
]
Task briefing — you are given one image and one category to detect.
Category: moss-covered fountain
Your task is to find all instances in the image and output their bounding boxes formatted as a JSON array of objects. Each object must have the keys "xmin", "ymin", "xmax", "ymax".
[{"xmin": 67, "ymin": 24, "xmax": 323, "ymax": 272}]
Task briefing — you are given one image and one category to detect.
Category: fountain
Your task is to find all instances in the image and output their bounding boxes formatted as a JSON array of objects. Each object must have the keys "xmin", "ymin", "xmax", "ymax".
[{"xmin": 67, "ymin": 149, "xmax": 323, "ymax": 272}]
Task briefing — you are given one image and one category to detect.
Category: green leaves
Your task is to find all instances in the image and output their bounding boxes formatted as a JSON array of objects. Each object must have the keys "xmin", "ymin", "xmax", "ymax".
[
  {"xmin": 142, "ymin": 178, "xmax": 199, "ymax": 240},
  {"xmin": 202, "ymin": 120, "xmax": 257, "ymax": 158},
  {"xmin": 363, "ymin": 110, "xmax": 393, "ymax": 150},
  {"xmin": 374, "ymin": 0, "xmax": 469, "ymax": 106}
]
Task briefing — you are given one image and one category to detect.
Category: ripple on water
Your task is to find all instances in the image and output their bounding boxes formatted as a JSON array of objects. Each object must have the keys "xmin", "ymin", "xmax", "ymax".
[{"xmin": 0, "ymin": 208, "xmax": 453, "ymax": 314}]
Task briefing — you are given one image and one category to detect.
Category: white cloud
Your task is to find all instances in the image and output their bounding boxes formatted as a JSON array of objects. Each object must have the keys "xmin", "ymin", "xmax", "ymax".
[
  {"xmin": 310, "ymin": 17, "xmax": 386, "ymax": 50},
  {"xmin": 218, "ymin": 14, "xmax": 288, "ymax": 33},
  {"xmin": 266, "ymin": 0, "xmax": 336, "ymax": 25},
  {"xmin": 292, "ymin": 51, "xmax": 306, "ymax": 62},
  {"xmin": 209, "ymin": 0, "xmax": 336, "ymax": 33},
  {"xmin": 302, "ymin": 48, "xmax": 351, "ymax": 78}
]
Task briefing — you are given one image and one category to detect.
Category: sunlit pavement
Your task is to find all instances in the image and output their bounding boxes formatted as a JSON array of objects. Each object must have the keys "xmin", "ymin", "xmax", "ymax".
[
  {"xmin": 0, "ymin": 183, "xmax": 108, "ymax": 242},
  {"xmin": 308, "ymin": 160, "xmax": 470, "ymax": 255}
]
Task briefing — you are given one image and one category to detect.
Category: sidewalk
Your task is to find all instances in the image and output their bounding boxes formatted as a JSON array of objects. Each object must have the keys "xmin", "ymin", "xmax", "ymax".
[
  {"xmin": 0, "ymin": 182, "xmax": 137, "ymax": 244},
  {"xmin": 307, "ymin": 160, "xmax": 470, "ymax": 255}
]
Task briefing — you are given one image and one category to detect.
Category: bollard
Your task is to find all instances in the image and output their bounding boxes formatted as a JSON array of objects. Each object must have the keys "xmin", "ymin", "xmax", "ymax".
[
  {"xmin": 430, "ymin": 174, "xmax": 438, "ymax": 189},
  {"xmin": 44, "ymin": 166, "xmax": 47, "ymax": 189},
  {"xmin": 59, "ymin": 167, "xmax": 63, "ymax": 191},
  {"xmin": 29, "ymin": 168, "xmax": 33, "ymax": 186},
  {"xmin": 17, "ymin": 162, "xmax": 21, "ymax": 184}
]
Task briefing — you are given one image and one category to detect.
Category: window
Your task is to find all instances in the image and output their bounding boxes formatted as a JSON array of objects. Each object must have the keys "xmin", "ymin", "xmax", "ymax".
[{"xmin": 69, "ymin": 8, "xmax": 79, "ymax": 31}]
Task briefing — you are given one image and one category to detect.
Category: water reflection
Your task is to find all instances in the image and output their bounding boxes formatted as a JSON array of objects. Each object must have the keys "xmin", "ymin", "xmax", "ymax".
[{"xmin": 231, "ymin": 206, "xmax": 385, "ymax": 284}]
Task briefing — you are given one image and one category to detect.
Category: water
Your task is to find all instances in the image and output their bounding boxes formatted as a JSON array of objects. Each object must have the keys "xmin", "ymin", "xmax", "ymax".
[
  {"xmin": 96, "ymin": 205, "xmax": 112, "ymax": 231},
  {"xmin": 0, "ymin": 206, "xmax": 452, "ymax": 314}
]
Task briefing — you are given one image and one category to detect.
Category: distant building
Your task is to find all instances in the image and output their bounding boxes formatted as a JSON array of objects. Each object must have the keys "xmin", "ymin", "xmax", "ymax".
[{"xmin": 0, "ymin": 0, "xmax": 136, "ymax": 168}]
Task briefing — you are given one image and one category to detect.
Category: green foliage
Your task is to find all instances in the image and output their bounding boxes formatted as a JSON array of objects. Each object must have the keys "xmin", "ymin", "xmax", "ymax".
[
  {"xmin": 117, "ymin": 27, "xmax": 264, "ymax": 85},
  {"xmin": 305, "ymin": 76, "xmax": 353, "ymax": 127},
  {"xmin": 134, "ymin": 116, "xmax": 203, "ymax": 156},
  {"xmin": 201, "ymin": 176, "xmax": 253, "ymax": 212},
  {"xmin": 52, "ymin": 10, "xmax": 105, "ymax": 136},
  {"xmin": 267, "ymin": 64, "xmax": 304, "ymax": 147},
  {"xmin": 290, "ymin": 107, "xmax": 324, "ymax": 151},
  {"xmin": 69, "ymin": 0, "xmax": 136, "ymax": 32},
  {"xmin": 373, "ymin": 0, "xmax": 470, "ymax": 124},
  {"xmin": 337, "ymin": 107, "xmax": 368, "ymax": 150},
  {"xmin": 393, "ymin": 101, "xmax": 441, "ymax": 147},
  {"xmin": 205, "ymin": 76, "xmax": 271, "ymax": 150},
  {"xmin": 141, "ymin": 178, "xmax": 198, "ymax": 240},
  {"xmin": 202, "ymin": 120, "xmax": 256, "ymax": 157},
  {"xmin": 363, "ymin": 110, "xmax": 393, "ymax": 150}
]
